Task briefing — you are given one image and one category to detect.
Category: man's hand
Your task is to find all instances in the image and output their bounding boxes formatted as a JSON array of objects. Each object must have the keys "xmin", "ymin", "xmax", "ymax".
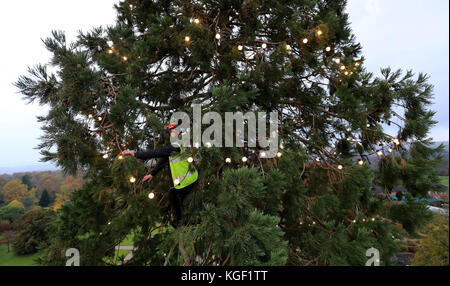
[
  {"xmin": 143, "ymin": 174, "xmax": 153, "ymax": 183},
  {"xmin": 122, "ymin": 150, "xmax": 135, "ymax": 157}
]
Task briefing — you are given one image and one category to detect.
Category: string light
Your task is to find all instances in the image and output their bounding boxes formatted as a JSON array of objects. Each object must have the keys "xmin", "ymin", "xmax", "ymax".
[
  {"xmin": 98, "ymin": 116, "xmax": 102, "ymax": 121},
  {"xmin": 302, "ymin": 38, "xmax": 308, "ymax": 44},
  {"xmin": 129, "ymin": 4, "xmax": 134, "ymax": 9},
  {"xmin": 276, "ymin": 152, "xmax": 282, "ymax": 158},
  {"xmin": 129, "ymin": 176, "xmax": 136, "ymax": 183},
  {"xmin": 261, "ymin": 43, "xmax": 267, "ymax": 49},
  {"xmin": 316, "ymin": 29, "xmax": 323, "ymax": 36},
  {"xmin": 340, "ymin": 65, "xmax": 346, "ymax": 70},
  {"xmin": 344, "ymin": 71, "xmax": 349, "ymax": 76},
  {"xmin": 315, "ymin": 157, "xmax": 320, "ymax": 162},
  {"xmin": 358, "ymin": 160, "xmax": 364, "ymax": 166},
  {"xmin": 225, "ymin": 158, "xmax": 231, "ymax": 163},
  {"xmin": 193, "ymin": 18, "xmax": 200, "ymax": 25},
  {"xmin": 366, "ymin": 124, "xmax": 370, "ymax": 128},
  {"xmin": 185, "ymin": 36, "xmax": 191, "ymax": 42},
  {"xmin": 355, "ymin": 62, "xmax": 360, "ymax": 67},
  {"xmin": 260, "ymin": 151, "xmax": 266, "ymax": 158},
  {"xmin": 377, "ymin": 150, "xmax": 383, "ymax": 156},
  {"xmin": 108, "ymin": 49, "xmax": 113, "ymax": 54},
  {"xmin": 148, "ymin": 192, "xmax": 155, "ymax": 200},
  {"xmin": 187, "ymin": 157, "xmax": 194, "ymax": 163},
  {"xmin": 238, "ymin": 45, "xmax": 243, "ymax": 51},
  {"xmin": 393, "ymin": 138, "xmax": 400, "ymax": 145},
  {"xmin": 338, "ymin": 165, "xmax": 343, "ymax": 170},
  {"xmin": 118, "ymin": 155, "xmax": 124, "ymax": 160},
  {"xmin": 286, "ymin": 44, "xmax": 292, "ymax": 51},
  {"xmin": 388, "ymin": 148, "xmax": 393, "ymax": 153},
  {"xmin": 215, "ymin": 33, "xmax": 221, "ymax": 40},
  {"xmin": 174, "ymin": 179, "xmax": 180, "ymax": 185},
  {"xmin": 88, "ymin": 114, "xmax": 93, "ymax": 119},
  {"xmin": 280, "ymin": 144, "xmax": 284, "ymax": 150},
  {"xmin": 334, "ymin": 58, "xmax": 341, "ymax": 64},
  {"xmin": 102, "ymin": 154, "xmax": 109, "ymax": 159},
  {"xmin": 371, "ymin": 218, "xmax": 375, "ymax": 221},
  {"xmin": 242, "ymin": 156, "xmax": 248, "ymax": 163},
  {"xmin": 325, "ymin": 46, "xmax": 331, "ymax": 52},
  {"xmin": 122, "ymin": 56, "xmax": 128, "ymax": 61}
]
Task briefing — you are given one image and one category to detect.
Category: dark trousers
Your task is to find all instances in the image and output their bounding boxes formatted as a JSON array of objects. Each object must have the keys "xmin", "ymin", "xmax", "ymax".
[{"xmin": 168, "ymin": 183, "xmax": 194, "ymax": 224}]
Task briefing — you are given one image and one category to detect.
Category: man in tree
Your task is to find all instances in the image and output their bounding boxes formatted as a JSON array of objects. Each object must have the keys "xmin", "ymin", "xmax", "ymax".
[
  {"xmin": 122, "ymin": 123, "xmax": 198, "ymax": 227},
  {"xmin": 16, "ymin": 0, "xmax": 442, "ymax": 266}
]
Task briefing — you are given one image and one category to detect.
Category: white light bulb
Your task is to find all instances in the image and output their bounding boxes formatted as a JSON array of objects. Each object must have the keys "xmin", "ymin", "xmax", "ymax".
[
  {"xmin": 393, "ymin": 138, "xmax": 400, "ymax": 145},
  {"xmin": 286, "ymin": 44, "xmax": 291, "ymax": 51},
  {"xmin": 262, "ymin": 43, "xmax": 267, "ymax": 49},
  {"xmin": 334, "ymin": 58, "xmax": 341, "ymax": 64},
  {"xmin": 118, "ymin": 155, "xmax": 124, "ymax": 160},
  {"xmin": 215, "ymin": 33, "xmax": 221, "ymax": 40},
  {"xmin": 193, "ymin": 18, "xmax": 200, "ymax": 24},
  {"xmin": 148, "ymin": 192, "xmax": 155, "ymax": 200},
  {"xmin": 317, "ymin": 30, "xmax": 323, "ymax": 36},
  {"xmin": 377, "ymin": 151, "xmax": 383, "ymax": 156},
  {"xmin": 174, "ymin": 179, "xmax": 180, "ymax": 185},
  {"xmin": 88, "ymin": 114, "xmax": 93, "ymax": 119},
  {"xmin": 260, "ymin": 152, "xmax": 266, "ymax": 158},
  {"xmin": 238, "ymin": 45, "xmax": 243, "ymax": 51},
  {"xmin": 276, "ymin": 152, "xmax": 282, "ymax": 158},
  {"xmin": 187, "ymin": 157, "xmax": 194, "ymax": 163},
  {"xmin": 315, "ymin": 157, "xmax": 320, "ymax": 162},
  {"xmin": 102, "ymin": 154, "xmax": 109, "ymax": 159},
  {"xmin": 242, "ymin": 156, "xmax": 248, "ymax": 163},
  {"xmin": 302, "ymin": 38, "xmax": 308, "ymax": 44},
  {"xmin": 185, "ymin": 36, "xmax": 191, "ymax": 42},
  {"xmin": 122, "ymin": 56, "xmax": 128, "ymax": 61},
  {"xmin": 129, "ymin": 176, "xmax": 136, "ymax": 183},
  {"xmin": 367, "ymin": 124, "xmax": 370, "ymax": 128},
  {"xmin": 225, "ymin": 158, "xmax": 231, "ymax": 163},
  {"xmin": 98, "ymin": 117, "xmax": 102, "ymax": 121},
  {"xmin": 340, "ymin": 65, "xmax": 346, "ymax": 70},
  {"xmin": 358, "ymin": 160, "xmax": 364, "ymax": 166},
  {"xmin": 388, "ymin": 148, "xmax": 393, "ymax": 153},
  {"xmin": 108, "ymin": 49, "xmax": 113, "ymax": 54},
  {"xmin": 338, "ymin": 165, "xmax": 343, "ymax": 170},
  {"xmin": 325, "ymin": 46, "xmax": 331, "ymax": 52},
  {"xmin": 280, "ymin": 144, "xmax": 284, "ymax": 149}
]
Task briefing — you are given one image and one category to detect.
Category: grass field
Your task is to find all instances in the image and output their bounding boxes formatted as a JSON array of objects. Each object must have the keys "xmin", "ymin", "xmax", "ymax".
[
  {"xmin": 0, "ymin": 244, "xmax": 41, "ymax": 266},
  {"xmin": 439, "ymin": 176, "xmax": 449, "ymax": 187}
]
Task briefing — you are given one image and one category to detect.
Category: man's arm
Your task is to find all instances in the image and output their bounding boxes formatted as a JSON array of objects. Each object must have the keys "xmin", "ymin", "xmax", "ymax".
[
  {"xmin": 134, "ymin": 145, "xmax": 180, "ymax": 160},
  {"xmin": 149, "ymin": 156, "xmax": 169, "ymax": 177}
]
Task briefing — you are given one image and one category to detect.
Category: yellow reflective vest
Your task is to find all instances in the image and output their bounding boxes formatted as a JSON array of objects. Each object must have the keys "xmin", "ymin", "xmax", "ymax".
[{"xmin": 169, "ymin": 142, "xmax": 198, "ymax": 189}]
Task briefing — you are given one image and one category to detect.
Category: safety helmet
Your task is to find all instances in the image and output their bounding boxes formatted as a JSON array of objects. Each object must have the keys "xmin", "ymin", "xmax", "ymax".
[{"xmin": 164, "ymin": 123, "xmax": 180, "ymax": 137}]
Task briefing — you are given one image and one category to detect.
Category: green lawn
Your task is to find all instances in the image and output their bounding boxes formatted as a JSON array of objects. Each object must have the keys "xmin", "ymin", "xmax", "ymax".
[
  {"xmin": 0, "ymin": 244, "xmax": 41, "ymax": 266},
  {"xmin": 439, "ymin": 176, "xmax": 449, "ymax": 187}
]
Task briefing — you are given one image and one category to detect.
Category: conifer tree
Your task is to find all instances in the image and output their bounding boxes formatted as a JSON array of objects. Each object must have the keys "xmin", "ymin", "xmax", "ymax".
[{"xmin": 16, "ymin": 0, "xmax": 441, "ymax": 266}]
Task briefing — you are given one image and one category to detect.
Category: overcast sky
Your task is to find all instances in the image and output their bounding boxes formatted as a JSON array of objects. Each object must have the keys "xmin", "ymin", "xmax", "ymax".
[{"xmin": 0, "ymin": 0, "xmax": 448, "ymax": 171}]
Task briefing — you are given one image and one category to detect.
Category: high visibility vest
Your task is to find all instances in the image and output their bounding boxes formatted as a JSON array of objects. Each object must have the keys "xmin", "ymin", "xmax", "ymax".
[{"xmin": 169, "ymin": 142, "xmax": 198, "ymax": 189}]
